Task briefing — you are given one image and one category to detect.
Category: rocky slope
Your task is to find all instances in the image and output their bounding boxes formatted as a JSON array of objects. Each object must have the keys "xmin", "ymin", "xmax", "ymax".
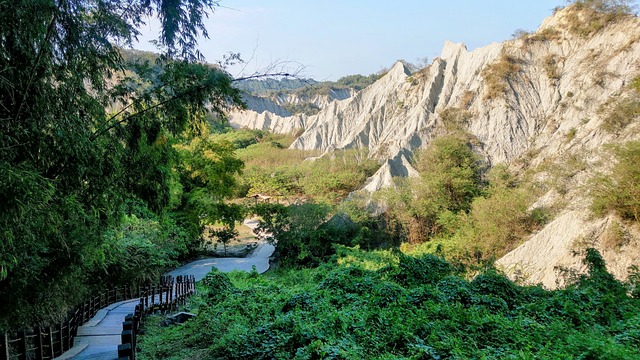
[
  {"xmin": 230, "ymin": 5, "xmax": 640, "ymax": 288},
  {"xmin": 229, "ymin": 88, "xmax": 355, "ymax": 132}
]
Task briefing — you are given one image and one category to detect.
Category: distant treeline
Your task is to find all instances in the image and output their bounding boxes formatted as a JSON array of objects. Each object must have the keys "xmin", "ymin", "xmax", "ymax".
[{"xmin": 237, "ymin": 73, "xmax": 381, "ymax": 98}]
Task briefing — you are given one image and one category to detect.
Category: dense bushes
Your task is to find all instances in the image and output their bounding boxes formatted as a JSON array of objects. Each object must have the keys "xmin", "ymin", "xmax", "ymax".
[
  {"xmin": 253, "ymin": 201, "xmax": 396, "ymax": 267},
  {"xmin": 139, "ymin": 247, "xmax": 640, "ymax": 359},
  {"xmin": 382, "ymin": 135, "xmax": 485, "ymax": 243},
  {"xmin": 600, "ymin": 75, "xmax": 640, "ymax": 134},
  {"xmin": 481, "ymin": 51, "xmax": 523, "ymax": 100},
  {"xmin": 98, "ymin": 203, "xmax": 193, "ymax": 287},
  {"xmin": 382, "ymin": 136, "xmax": 546, "ymax": 264}
]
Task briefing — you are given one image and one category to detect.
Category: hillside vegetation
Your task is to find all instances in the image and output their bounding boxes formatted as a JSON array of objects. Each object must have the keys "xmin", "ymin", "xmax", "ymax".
[
  {"xmin": 209, "ymin": 129, "xmax": 380, "ymax": 203},
  {"xmin": 4, "ymin": 2, "xmax": 640, "ymax": 359},
  {"xmin": 137, "ymin": 1, "xmax": 640, "ymax": 358},
  {"xmin": 0, "ymin": 0, "xmax": 246, "ymax": 330},
  {"xmin": 139, "ymin": 247, "xmax": 640, "ymax": 359},
  {"xmin": 227, "ymin": 0, "xmax": 640, "ymax": 288}
]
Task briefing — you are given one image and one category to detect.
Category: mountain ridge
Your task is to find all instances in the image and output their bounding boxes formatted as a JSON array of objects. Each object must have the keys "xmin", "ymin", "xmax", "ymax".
[{"xmin": 229, "ymin": 4, "xmax": 640, "ymax": 288}]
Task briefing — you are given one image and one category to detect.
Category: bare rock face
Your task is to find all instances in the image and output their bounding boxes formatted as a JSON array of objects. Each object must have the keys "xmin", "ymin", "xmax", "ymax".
[
  {"xmin": 228, "ymin": 88, "xmax": 355, "ymax": 133},
  {"xmin": 229, "ymin": 6, "xmax": 640, "ymax": 287}
]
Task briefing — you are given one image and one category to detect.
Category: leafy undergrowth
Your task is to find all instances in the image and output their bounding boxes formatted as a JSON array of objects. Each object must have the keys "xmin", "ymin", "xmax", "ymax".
[{"xmin": 139, "ymin": 247, "xmax": 640, "ymax": 359}]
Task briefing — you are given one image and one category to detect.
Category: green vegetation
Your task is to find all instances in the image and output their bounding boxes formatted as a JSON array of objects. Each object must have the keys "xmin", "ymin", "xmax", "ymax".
[
  {"xmin": 591, "ymin": 141, "xmax": 640, "ymax": 222},
  {"xmin": 382, "ymin": 135, "xmax": 484, "ymax": 243},
  {"xmin": 0, "ymin": 0, "xmax": 245, "ymax": 329},
  {"xmin": 235, "ymin": 78, "xmax": 318, "ymax": 95},
  {"xmin": 217, "ymin": 129, "xmax": 379, "ymax": 203},
  {"xmin": 600, "ymin": 76, "xmax": 640, "ymax": 133},
  {"xmin": 139, "ymin": 247, "xmax": 640, "ymax": 359},
  {"xmin": 241, "ymin": 73, "xmax": 381, "ymax": 100},
  {"xmin": 334, "ymin": 73, "xmax": 382, "ymax": 90},
  {"xmin": 253, "ymin": 200, "xmax": 397, "ymax": 267},
  {"xmin": 542, "ymin": 54, "xmax": 561, "ymax": 81},
  {"xmin": 381, "ymin": 137, "xmax": 546, "ymax": 263},
  {"xmin": 281, "ymin": 102, "xmax": 322, "ymax": 116},
  {"xmin": 438, "ymin": 107, "xmax": 473, "ymax": 132},
  {"xmin": 514, "ymin": 27, "xmax": 562, "ymax": 47}
]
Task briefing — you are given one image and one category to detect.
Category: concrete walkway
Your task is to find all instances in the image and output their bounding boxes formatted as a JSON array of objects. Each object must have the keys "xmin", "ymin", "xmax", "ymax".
[{"xmin": 55, "ymin": 220, "xmax": 275, "ymax": 360}]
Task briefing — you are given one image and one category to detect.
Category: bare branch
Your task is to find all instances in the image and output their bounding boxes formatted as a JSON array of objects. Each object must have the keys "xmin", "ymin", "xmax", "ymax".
[{"xmin": 232, "ymin": 72, "xmax": 298, "ymax": 82}]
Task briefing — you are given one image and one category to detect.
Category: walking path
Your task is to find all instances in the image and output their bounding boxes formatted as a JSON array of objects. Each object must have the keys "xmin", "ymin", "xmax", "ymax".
[{"xmin": 55, "ymin": 220, "xmax": 274, "ymax": 360}]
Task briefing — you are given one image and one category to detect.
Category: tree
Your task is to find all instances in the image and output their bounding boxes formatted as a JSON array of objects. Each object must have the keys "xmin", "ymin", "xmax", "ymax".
[
  {"xmin": 212, "ymin": 227, "xmax": 238, "ymax": 256},
  {"xmin": 381, "ymin": 135, "xmax": 484, "ymax": 243},
  {"xmin": 0, "ymin": 0, "xmax": 242, "ymax": 329},
  {"xmin": 253, "ymin": 202, "xmax": 342, "ymax": 267}
]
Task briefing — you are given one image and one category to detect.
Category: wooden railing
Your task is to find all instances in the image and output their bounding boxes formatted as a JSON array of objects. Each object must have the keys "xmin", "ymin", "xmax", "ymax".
[
  {"xmin": 118, "ymin": 275, "xmax": 196, "ymax": 360},
  {"xmin": 1, "ymin": 275, "xmax": 195, "ymax": 360}
]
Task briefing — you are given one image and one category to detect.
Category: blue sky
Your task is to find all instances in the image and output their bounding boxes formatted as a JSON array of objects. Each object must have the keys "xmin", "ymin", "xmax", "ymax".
[{"xmin": 134, "ymin": 1, "xmax": 606, "ymax": 80}]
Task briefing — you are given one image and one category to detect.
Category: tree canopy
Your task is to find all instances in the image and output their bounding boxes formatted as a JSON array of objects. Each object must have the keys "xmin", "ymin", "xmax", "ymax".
[{"xmin": 0, "ymin": 0, "xmax": 243, "ymax": 329}]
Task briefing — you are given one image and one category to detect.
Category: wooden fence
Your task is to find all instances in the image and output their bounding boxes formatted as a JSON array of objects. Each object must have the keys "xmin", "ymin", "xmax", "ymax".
[
  {"xmin": 1, "ymin": 275, "xmax": 195, "ymax": 360},
  {"xmin": 118, "ymin": 275, "xmax": 196, "ymax": 360}
]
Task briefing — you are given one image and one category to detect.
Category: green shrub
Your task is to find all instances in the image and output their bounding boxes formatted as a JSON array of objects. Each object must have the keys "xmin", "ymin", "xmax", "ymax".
[
  {"xmin": 468, "ymin": 187, "xmax": 543, "ymax": 259},
  {"xmin": 209, "ymin": 128, "xmax": 266, "ymax": 149},
  {"xmin": 383, "ymin": 135, "xmax": 484, "ymax": 243},
  {"xmin": 591, "ymin": 141, "xmax": 640, "ymax": 222},
  {"xmin": 238, "ymin": 141, "xmax": 377, "ymax": 202},
  {"xmin": 631, "ymin": 75, "xmax": 640, "ymax": 92},
  {"xmin": 393, "ymin": 253, "xmax": 454, "ymax": 286},
  {"xmin": 566, "ymin": 127, "xmax": 577, "ymax": 141},
  {"xmin": 281, "ymin": 102, "xmax": 321, "ymax": 116},
  {"xmin": 138, "ymin": 248, "xmax": 640, "ymax": 359},
  {"xmin": 438, "ymin": 107, "xmax": 472, "ymax": 132},
  {"xmin": 253, "ymin": 202, "xmax": 346, "ymax": 267},
  {"xmin": 526, "ymin": 27, "xmax": 562, "ymax": 44}
]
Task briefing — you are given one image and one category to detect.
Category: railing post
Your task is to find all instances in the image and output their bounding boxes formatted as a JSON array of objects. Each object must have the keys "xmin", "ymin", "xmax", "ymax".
[
  {"xmin": 117, "ymin": 343, "xmax": 132, "ymax": 360},
  {"xmin": 17, "ymin": 330, "xmax": 27, "ymax": 360},
  {"xmin": 71, "ymin": 309, "xmax": 80, "ymax": 337},
  {"xmin": 164, "ymin": 285, "xmax": 170, "ymax": 312},
  {"xmin": 66, "ymin": 317, "xmax": 72, "ymax": 350},
  {"xmin": 34, "ymin": 327, "xmax": 43, "ymax": 360},
  {"xmin": 46, "ymin": 326, "xmax": 54, "ymax": 360},
  {"xmin": 80, "ymin": 302, "xmax": 86, "ymax": 324},
  {"xmin": 55, "ymin": 323, "xmax": 63, "ymax": 357},
  {"xmin": 121, "ymin": 329, "xmax": 134, "ymax": 360},
  {"xmin": 143, "ymin": 288, "xmax": 148, "ymax": 310},
  {"xmin": 169, "ymin": 282, "xmax": 174, "ymax": 311},
  {"xmin": 1, "ymin": 333, "xmax": 9, "ymax": 360}
]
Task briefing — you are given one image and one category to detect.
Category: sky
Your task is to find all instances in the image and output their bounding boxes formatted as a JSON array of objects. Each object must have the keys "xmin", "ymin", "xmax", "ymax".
[{"xmin": 133, "ymin": 1, "xmax": 602, "ymax": 81}]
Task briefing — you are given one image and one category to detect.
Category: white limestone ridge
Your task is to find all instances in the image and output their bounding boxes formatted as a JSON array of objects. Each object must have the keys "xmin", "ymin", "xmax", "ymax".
[
  {"xmin": 228, "ymin": 88, "xmax": 355, "ymax": 133},
  {"xmin": 239, "ymin": 94, "xmax": 292, "ymax": 117},
  {"xmin": 230, "ymin": 6, "xmax": 640, "ymax": 287}
]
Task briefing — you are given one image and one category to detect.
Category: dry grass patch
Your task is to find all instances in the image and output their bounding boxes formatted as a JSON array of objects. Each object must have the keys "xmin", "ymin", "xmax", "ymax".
[
  {"xmin": 601, "ymin": 220, "xmax": 629, "ymax": 249},
  {"xmin": 482, "ymin": 51, "xmax": 524, "ymax": 100},
  {"xmin": 542, "ymin": 55, "xmax": 561, "ymax": 81},
  {"xmin": 563, "ymin": 1, "xmax": 635, "ymax": 37}
]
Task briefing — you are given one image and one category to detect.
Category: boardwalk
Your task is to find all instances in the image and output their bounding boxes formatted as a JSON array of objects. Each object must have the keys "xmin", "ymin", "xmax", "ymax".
[{"xmin": 55, "ymin": 220, "xmax": 274, "ymax": 360}]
